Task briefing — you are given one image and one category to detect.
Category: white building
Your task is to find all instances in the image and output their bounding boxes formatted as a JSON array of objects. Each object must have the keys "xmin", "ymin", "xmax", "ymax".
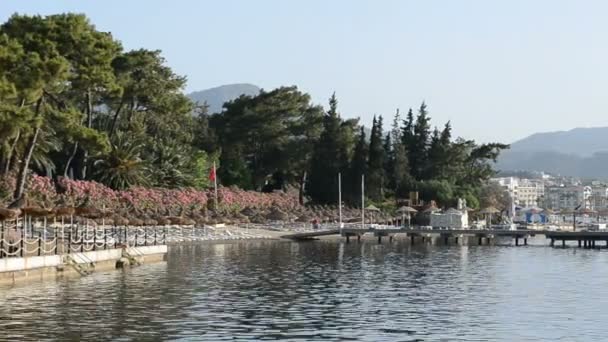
[
  {"xmin": 491, "ymin": 177, "xmax": 545, "ymax": 208},
  {"xmin": 430, "ymin": 208, "xmax": 469, "ymax": 228}
]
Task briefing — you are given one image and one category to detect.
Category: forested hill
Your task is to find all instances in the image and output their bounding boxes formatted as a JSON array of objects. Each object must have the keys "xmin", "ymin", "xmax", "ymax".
[
  {"xmin": 187, "ymin": 84, "xmax": 261, "ymax": 113},
  {"xmin": 496, "ymin": 127, "xmax": 608, "ymax": 178}
]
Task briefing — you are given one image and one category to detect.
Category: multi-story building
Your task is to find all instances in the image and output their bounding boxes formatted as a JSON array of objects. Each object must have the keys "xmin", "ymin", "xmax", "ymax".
[
  {"xmin": 491, "ymin": 177, "xmax": 544, "ymax": 208},
  {"xmin": 544, "ymin": 185, "xmax": 608, "ymax": 211}
]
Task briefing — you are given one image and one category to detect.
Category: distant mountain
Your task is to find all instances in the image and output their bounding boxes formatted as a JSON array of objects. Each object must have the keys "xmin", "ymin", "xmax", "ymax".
[
  {"xmin": 496, "ymin": 127, "xmax": 608, "ymax": 179},
  {"xmin": 187, "ymin": 83, "xmax": 261, "ymax": 113}
]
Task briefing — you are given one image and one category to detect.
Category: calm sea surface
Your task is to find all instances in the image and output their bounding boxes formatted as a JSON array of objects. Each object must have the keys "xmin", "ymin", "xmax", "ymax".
[{"xmin": 1, "ymin": 238, "xmax": 608, "ymax": 341}]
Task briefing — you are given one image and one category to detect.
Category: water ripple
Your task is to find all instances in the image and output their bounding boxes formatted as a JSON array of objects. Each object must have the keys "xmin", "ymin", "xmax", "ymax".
[{"xmin": 0, "ymin": 238, "xmax": 607, "ymax": 341}]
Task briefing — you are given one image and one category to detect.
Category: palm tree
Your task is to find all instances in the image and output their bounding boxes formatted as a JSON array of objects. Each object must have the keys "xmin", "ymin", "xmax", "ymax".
[{"xmin": 94, "ymin": 132, "xmax": 149, "ymax": 189}]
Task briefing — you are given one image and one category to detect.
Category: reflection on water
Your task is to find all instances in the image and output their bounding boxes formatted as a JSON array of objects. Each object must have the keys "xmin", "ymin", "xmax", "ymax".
[{"xmin": 0, "ymin": 238, "xmax": 608, "ymax": 341}]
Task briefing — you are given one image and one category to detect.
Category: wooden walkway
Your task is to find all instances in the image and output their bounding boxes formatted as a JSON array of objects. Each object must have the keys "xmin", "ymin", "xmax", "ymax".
[{"xmin": 281, "ymin": 227, "xmax": 608, "ymax": 248}]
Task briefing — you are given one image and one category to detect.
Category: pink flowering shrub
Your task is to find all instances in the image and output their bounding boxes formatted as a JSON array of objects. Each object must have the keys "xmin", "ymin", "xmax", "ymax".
[
  {"xmin": 28, "ymin": 175, "xmax": 58, "ymax": 208},
  {"xmin": 0, "ymin": 175, "xmax": 299, "ymax": 213}
]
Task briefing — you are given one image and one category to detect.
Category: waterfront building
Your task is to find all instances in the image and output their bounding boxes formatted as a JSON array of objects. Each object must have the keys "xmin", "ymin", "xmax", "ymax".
[{"xmin": 430, "ymin": 208, "xmax": 469, "ymax": 228}]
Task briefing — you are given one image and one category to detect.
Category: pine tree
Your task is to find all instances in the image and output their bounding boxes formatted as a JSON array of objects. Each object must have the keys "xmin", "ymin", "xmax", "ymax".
[
  {"xmin": 383, "ymin": 131, "xmax": 394, "ymax": 191},
  {"xmin": 367, "ymin": 115, "xmax": 385, "ymax": 201},
  {"xmin": 346, "ymin": 127, "xmax": 368, "ymax": 204},
  {"xmin": 307, "ymin": 93, "xmax": 348, "ymax": 204},
  {"xmin": 409, "ymin": 102, "xmax": 431, "ymax": 180},
  {"xmin": 391, "ymin": 109, "xmax": 412, "ymax": 196},
  {"xmin": 426, "ymin": 127, "xmax": 441, "ymax": 179},
  {"xmin": 401, "ymin": 108, "xmax": 415, "ymax": 148}
]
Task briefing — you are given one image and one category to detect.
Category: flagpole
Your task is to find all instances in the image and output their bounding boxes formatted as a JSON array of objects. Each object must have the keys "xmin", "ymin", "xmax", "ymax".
[
  {"xmin": 213, "ymin": 161, "xmax": 218, "ymax": 211},
  {"xmin": 338, "ymin": 172, "xmax": 342, "ymax": 232},
  {"xmin": 361, "ymin": 174, "xmax": 365, "ymax": 229}
]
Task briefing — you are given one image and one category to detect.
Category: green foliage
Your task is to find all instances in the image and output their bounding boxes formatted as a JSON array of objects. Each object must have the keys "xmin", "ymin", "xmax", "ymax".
[
  {"xmin": 307, "ymin": 93, "xmax": 351, "ymax": 204},
  {"xmin": 345, "ymin": 127, "xmax": 368, "ymax": 204},
  {"xmin": 214, "ymin": 86, "xmax": 324, "ymax": 190},
  {"xmin": 0, "ymin": 12, "xmax": 509, "ymax": 208},
  {"xmin": 367, "ymin": 115, "xmax": 385, "ymax": 201},
  {"xmin": 94, "ymin": 133, "xmax": 149, "ymax": 189}
]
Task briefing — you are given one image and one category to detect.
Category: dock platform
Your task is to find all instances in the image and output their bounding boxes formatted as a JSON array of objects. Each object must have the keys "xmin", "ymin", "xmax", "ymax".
[{"xmin": 281, "ymin": 227, "xmax": 608, "ymax": 248}]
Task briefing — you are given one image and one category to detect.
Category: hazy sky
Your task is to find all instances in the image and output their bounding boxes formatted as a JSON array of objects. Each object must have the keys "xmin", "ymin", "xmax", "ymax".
[{"xmin": 1, "ymin": 0, "xmax": 607, "ymax": 143}]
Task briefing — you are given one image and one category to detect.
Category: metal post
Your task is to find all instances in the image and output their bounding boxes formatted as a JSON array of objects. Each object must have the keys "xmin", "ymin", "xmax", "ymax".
[
  {"xmin": 68, "ymin": 232, "xmax": 71, "ymax": 254},
  {"xmin": 20, "ymin": 226, "xmax": 24, "ymax": 257},
  {"xmin": 93, "ymin": 227, "xmax": 97, "ymax": 251},
  {"xmin": 38, "ymin": 232, "xmax": 42, "ymax": 256},
  {"xmin": 338, "ymin": 172, "xmax": 342, "ymax": 234},
  {"xmin": 104, "ymin": 229, "xmax": 107, "ymax": 250},
  {"xmin": 54, "ymin": 227, "xmax": 58, "ymax": 255},
  {"xmin": 361, "ymin": 174, "xmax": 365, "ymax": 229},
  {"xmin": 0, "ymin": 224, "xmax": 4, "ymax": 258}
]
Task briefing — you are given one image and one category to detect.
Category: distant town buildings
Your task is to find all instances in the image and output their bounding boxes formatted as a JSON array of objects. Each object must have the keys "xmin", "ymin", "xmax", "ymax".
[
  {"xmin": 491, "ymin": 177, "xmax": 544, "ymax": 207},
  {"xmin": 491, "ymin": 175, "xmax": 608, "ymax": 211},
  {"xmin": 544, "ymin": 185, "xmax": 608, "ymax": 211}
]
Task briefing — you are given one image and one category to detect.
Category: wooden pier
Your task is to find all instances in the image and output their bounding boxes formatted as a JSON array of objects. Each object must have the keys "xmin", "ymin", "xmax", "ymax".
[{"xmin": 281, "ymin": 227, "xmax": 608, "ymax": 248}]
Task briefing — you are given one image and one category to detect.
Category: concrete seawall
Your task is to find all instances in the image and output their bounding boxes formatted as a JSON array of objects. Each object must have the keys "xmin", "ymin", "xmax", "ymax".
[{"xmin": 0, "ymin": 245, "xmax": 167, "ymax": 285}]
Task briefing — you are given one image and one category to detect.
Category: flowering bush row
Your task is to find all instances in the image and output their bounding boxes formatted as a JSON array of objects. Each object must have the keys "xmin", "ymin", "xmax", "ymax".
[{"xmin": 1, "ymin": 175, "xmax": 300, "ymax": 214}]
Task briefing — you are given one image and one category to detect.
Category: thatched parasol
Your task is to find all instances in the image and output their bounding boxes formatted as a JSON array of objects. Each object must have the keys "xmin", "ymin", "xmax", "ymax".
[
  {"xmin": 22, "ymin": 207, "xmax": 53, "ymax": 218},
  {"xmin": 0, "ymin": 207, "xmax": 21, "ymax": 221},
  {"xmin": 53, "ymin": 206, "xmax": 75, "ymax": 218},
  {"xmin": 397, "ymin": 206, "xmax": 418, "ymax": 226},
  {"xmin": 479, "ymin": 207, "xmax": 500, "ymax": 228},
  {"xmin": 128, "ymin": 218, "xmax": 145, "ymax": 227},
  {"xmin": 397, "ymin": 206, "xmax": 418, "ymax": 214},
  {"xmin": 144, "ymin": 218, "xmax": 158, "ymax": 226},
  {"xmin": 479, "ymin": 207, "xmax": 500, "ymax": 215}
]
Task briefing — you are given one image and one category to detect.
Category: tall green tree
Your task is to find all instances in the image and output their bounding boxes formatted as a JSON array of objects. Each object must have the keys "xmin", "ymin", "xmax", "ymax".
[
  {"xmin": 346, "ymin": 127, "xmax": 368, "ymax": 205},
  {"xmin": 389, "ymin": 109, "xmax": 412, "ymax": 196},
  {"xmin": 0, "ymin": 14, "xmax": 74, "ymax": 200},
  {"xmin": 409, "ymin": 102, "xmax": 431, "ymax": 180},
  {"xmin": 213, "ymin": 86, "xmax": 323, "ymax": 190},
  {"xmin": 307, "ymin": 93, "xmax": 349, "ymax": 204},
  {"xmin": 367, "ymin": 115, "xmax": 385, "ymax": 201}
]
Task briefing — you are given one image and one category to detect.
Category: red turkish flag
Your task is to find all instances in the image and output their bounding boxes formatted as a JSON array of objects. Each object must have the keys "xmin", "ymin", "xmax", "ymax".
[{"xmin": 208, "ymin": 165, "xmax": 216, "ymax": 182}]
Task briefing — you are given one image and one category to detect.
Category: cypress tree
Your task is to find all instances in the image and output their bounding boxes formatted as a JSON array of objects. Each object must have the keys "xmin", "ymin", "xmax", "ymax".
[
  {"xmin": 401, "ymin": 108, "xmax": 415, "ymax": 148},
  {"xmin": 409, "ymin": 102, "xmax": 431, "ymax": 180},
  {"xmin": 426, "ymin": 127, "xmax": 441, "ymax": 179},
  {"xmin": 383, "ymin": 131, "xmax": 394, "ymax": 190},
  {"xmin": 307, "ymin": 93, "xmax": 347, "ymax": 204},
  {"xmin": 346, "ymin": 127, "xmax": 368, "ymax": 204},
  {"xmin": 391, "ymin": 109, "xmax": 412, "ymax": 196},
  {"xmin": 367, "ymin": 115, "xmax": 385, "ymax": 201}
]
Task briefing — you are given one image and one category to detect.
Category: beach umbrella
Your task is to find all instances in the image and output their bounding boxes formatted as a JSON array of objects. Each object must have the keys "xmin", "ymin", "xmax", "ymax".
[
  {"xmin": 396, "ymin": 206, "xmax": 417, "ymax": 227},
  {"xmin": 365, "ymin": 205, "xmax": 380, "ymax": 224},
  {"xmin": 479, "ymin": 207, "xmax": 500, "ymax": 228}
]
